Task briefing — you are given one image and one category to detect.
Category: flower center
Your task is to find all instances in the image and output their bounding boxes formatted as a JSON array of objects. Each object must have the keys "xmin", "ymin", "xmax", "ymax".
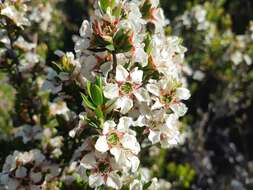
[
  {"xmin": 107, "ymin": 132, "xmax": 119, "ymax": 145},
  {"xmin": 163, "ymin": 95, "xmax": 173, "ymax": 104},
  {"xmin": 98, "ymin": 162, "xmax": 110, "ymax": 173},
  {"xmin": 120, "ymin": 82, "xmax": 133, "ymax": 94}
]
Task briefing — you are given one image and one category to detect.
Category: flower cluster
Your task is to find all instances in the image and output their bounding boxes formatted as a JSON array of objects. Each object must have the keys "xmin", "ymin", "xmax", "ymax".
[
  {"xmin": 0, "ymin": 0, "xmax": 190, "ymax": 189},
  {"xmin": 176, "ymin": 4, "xmax": 253, "ymax": 68},
  {"xmin": 56, "ymin": 0, "xmax": 189, "ymax": 188},
  {"xmin": 0, "ymin": 149, "xmax": 60, "ymax": 190}
]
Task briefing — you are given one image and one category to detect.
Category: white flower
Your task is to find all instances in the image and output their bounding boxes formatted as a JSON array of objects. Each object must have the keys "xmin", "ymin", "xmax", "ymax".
[
  {"xmin": 14, "ymin": 36, "xmax": 36, "ymax": 51},
  {"xmin": 1, "ymin": 5, "xmax": 30, "ymax": 28},
  {"xmin": 49, "ymin": 101, "xmax": 69, "ymax": 116},
  {"xmin": 104, "ymin": 65, "xmax": 150, "ymax": 114},
  {"xmin": 136, "ymin": 106, "xmax": 181, "ymax": 147},
  {"xmin": 148, "ymin": 178, "xmax": 172, "ymax": 190},
  {"xmin": 128, "ymin": 167, "xmax": 151, "ymax": 190},
  {"xmin": 146, "ymin": 78, "xmax": 189, "ymax": 116},
  {"xmin": 132, "ymin": 36, "xmax": 148, "ymax": 66},
  {"xmin": 175, "ymin": 87, "xmax": 191, "ymax": 100},
  {"xmin": 80, "ymin": 152, "xmax": 122, "ymax": 189},
  {"xmin": 193, "ymin": 6, "xmax": 207, "ymax": 23},
  {"xmin": 79, "ymin": 54, "xmax": 97, "ymax": 81},
  {"xmin": 243, "ymin": 54, "xmax": 252, "ymax": 65},
  {"xmin": 75, "ymin": 20, "xmax": 92, "ymax": 54},
  {"xmin": 120, "ymin": 2, "xmax": 146, "ymax": 33},
  {"xmin": 15, "ymin": 166, "xmax": 27, "ymax": 178},
  {"xmin": 30, "ymin": 171, "xmax": 42, "ymax": 183},
  {"xmin": 231, "ymin": 51, "xmax": 243, "ymax": 65},
  {"xmin": 14, "ymin": 125, "xmax": 42, "ymax": 144},
  {"xmin": 170, "ymin": 102, "xmax": 188, "ymax": 117},
  {"xmin": 150, "ymin": 35, "xmax": 185, "ymax": 79},
  {"xmin": 95, "ymin": 118, "xmax": 140, "ymax": 172},
  {"xmin": 41, "ymin": 68, "xmax": 62, "ymax": 94}
]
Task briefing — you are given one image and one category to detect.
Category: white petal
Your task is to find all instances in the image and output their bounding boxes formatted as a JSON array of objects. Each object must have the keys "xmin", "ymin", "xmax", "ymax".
[
  {"xmin": 89, "ymin": 173, "xmax": 104, "ymax": 188},
  {"xmin": 128, "ymin": 154, "xmax": 140, "ymax": 173},
  {"xmin": 110, "ymin": 147, "xmax": 122, "ymax": 162},
  {"xmin": 116, "ymin": 65, "xmax": 129, "ymax": 82},
  {"xmin": 80, "ymin": 152, "xmax": 96, "ymax": 169},
  {"xmin": 121, "ymin": 134, "xmax": 140, "ymax": 154},
  {"xmin": 103, "ymin": 120, "xmax": 116, "ymax": 134},
  {"xmin": 15, "ymin": 166, "xmax": 27, "ymax": 178},
  {"xmin": 146, "ymin": 83, "xmax": 160, "ymax": 97},
  {"xmin": 175, "ymin": 87, "xmax": 191, "ymax": 100},
  {"xmin": 134, "ymin": 115, "xmax": 146, "ymax": 127},
  {"xmin": 160, "ymin": 134, "xmax": 179, "ymax": 148},
  {"xmin": 151, "ymin": 0, "xmax": 159, "ymax": 7},
  {"xmin": 130, "ymin": 179, "xmax": 142, "ymax": 190},
  {"xmin": 148, "ymin": 130, "xmax": 161, "ymax": 144},
  {"xmin": 103, "ymin": 83, "xmax": 119, "ymax": 99},
  {"xmin": 107, "ymin": 172, "xmax": 122, "ymax": 189},
  {"xmin": 134, "ymin": 88, "xmax": 150, "ymax": 102},
  {"xmin": 95, "ymin": 136, "xmax": 109, "ymax": 153},
  {"xmin": 151, "ymin": 99, "xmax": 163, "ymax": 110},
  {"xmin": 79, "ymin": 20, "xmax": 91, "ymax": 37},
  {"xmin": 101, "ymin": 61, "xmax": 113, "ymax": 77},
  {"xmin": 130, "ymin": 68, "xmax": 143, "ymax": 84},
  {"xmin": 165, "ymin": 114, "xmax": 178, "ymax": 129},
  {"xmin": 134, "ymin": 47, "xmax": 148, "ymax": 67},
  {"xmin": 116, "ymin": 96, "xmax": 133, "ymax": 114},
  {"xmin": 30, "ymin": 171, "xmax": 42, "ymax": 183},
  {"xmin": 118, "ymin": 151, "xmax": 131, "ymax": 169},
  {"xmin": 117, "ymin": 117, "xmax": 133, "ymax": 132},
  {"xmin": 170, "ymin": 102, "xmax": 188, "ymax": 117},
  {"xmin": 7, "ymin": 179, "xmax": 19, "ymax": 190}
]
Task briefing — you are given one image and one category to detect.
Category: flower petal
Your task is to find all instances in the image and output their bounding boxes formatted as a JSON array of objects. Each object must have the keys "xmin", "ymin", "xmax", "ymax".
[
  {"xmin": 116, "ymin": 65, "xmax": 129, "ymax": 82},
  {"xmin": 107, "ymin": 172, "xmax": 122, "ymax": 189},
  {"xmin": 146, "ymin": 83, "xmax": 160, "ymax": 97},
  {"xmin": 95, "ymin": 136, "xmax": 109, "ymax": 153},
  {"xmin": 121, "ymin": 134, "xmax": 140, "ymax": 154},
  {"xmin": 175, "ymin": 87, "xmax": 191, "ymax": 100},
  {"xmin": 116, "ymin": 96, "xmax": 133, "ymax": 114},
  {"xmin": 130, "ymin": 68, "xmax": 143, "ymax": 84},
  {"xmin": 148, "ymin": 129, "xmax": 161, "ymax": 144},
  {"xmin": 79, "ymin": 20, "xmax": 91, "ymax": 38},
  {"xmin": 89, "ymin": 173, "xmax": 104, "ymax": 188},
  {"xmin": 80, "ymin": 152, "xmax": 96, "ymax": 169},
  {"xmin": 134, "ymin": 88, "xmax": 150, "ymax": 102},
  {"xmin": 103, "ymin": 83, "xmax": 119, "ymax": 99},
  {"xmin": 170, "ymin": 102, "xmax": 188, "ymax": 117},
  {"xmin": 103, "ymin": 120, "xmax": 116, "ymax": 134},
  {"xmin": 110, "ymin": 147, "xmax": 122, "ymax": 162},
  {"xmin": 117, "ymin": 117, "xmax": 133, "ymax": 132},
  {"xmin": 128, "ymin": 154, "xmax": 140, "ymax": 173}
]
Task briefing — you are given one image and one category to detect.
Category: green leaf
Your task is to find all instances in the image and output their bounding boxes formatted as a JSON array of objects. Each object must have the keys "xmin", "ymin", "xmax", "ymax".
[
  {"xmin": 81, "ymin": 93, "xmax": 96, "ymax": 110},
  {"xmin": 144, "ymin": 34, "xmax": 152, "ymax": 54},
  {"xmin": 91, "ymin": 85, "xmax": 104, "ymax": 106},
  {"xmin": 112, "ymin": 3, "xmax": 122, "ymax": 18},
  {"xmin": 105, "ymin": 44, "xmax": 115, "ymax": 51},
  {"xmin": 95, "ymin": 106, "xmax": 104, "ymax": 119},
  {"xmin": 95, "ymin": 76, "xmax": 103, "ymax": 90},
  {"xmin": 98, "ymin": 0, "xmax": 109, "ymax": 13},
  {"xmin": 113, "ymin": 29, "xmax": 133, "ymax": 53},
  {"xmin": 140, "ymin": 1, "xmax": 152, "ymax": 18},
  {"xmin": 143, "ymin": 181, "xmax": 152, "ymax": 190},
  {"xmin": 89, "ymin": 121, "xmax": 100, "ymax": 129},
  {"xmin": 113, "ymin": 28, "xmax": 125, "ymax": 42},
  {"xmin": 86, "ymin": 81, "xmax": 92, "ymax": 98},
  {"xmin": 109, "ymin": 0, "xmax": 116, "ymax": 8}
]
